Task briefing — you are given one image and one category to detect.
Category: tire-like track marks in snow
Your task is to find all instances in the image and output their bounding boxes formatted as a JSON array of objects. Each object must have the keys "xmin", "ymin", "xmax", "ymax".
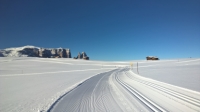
[{"xmin": 48, "ymin": 67, "xmax": 200, "ymax": 112}]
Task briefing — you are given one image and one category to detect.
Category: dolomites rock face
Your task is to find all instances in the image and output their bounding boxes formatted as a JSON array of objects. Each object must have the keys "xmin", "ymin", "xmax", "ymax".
[
  {"xmin": 38, "ymin": 48, "xmax": 72, "ymax": 58},
  {"xmin": 41, "ymin": 49, "xmax": 52, "ymax": 58},
  {"xmin": 66, "ymin": 49, "xmax": 71, "ymax": 58},
  {"xmin": 19, "ymin": 48, "xmax": 39, "ymax": 57},
  {"xmin": 77, "ymin": 52, "xmax": 81, "ymax": 59},
  {"xmin": 51, "ymin": 49, "xmax": 57, "ymax": 56},
  {"xmin": 0, "ymin": 46, "xmax": 89, "ymax": 59},
  {"xmin": 0, "ymin": 51, "xmax": 4, "ymax": 57},
  {"xmin": 82, "ymin": 52, "xmax": 87, "ymax": 58},
  {"xmin": 74, "ymin": 52, "xmax": 89, "ymax": 60},
  {"xmin": 0, "ymin": 46, "xmax": 73, "ymax": 58}
]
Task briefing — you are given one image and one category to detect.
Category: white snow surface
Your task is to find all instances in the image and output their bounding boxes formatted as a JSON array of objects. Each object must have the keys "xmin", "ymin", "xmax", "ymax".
[
  {"xmin": 0, "ymin": 57, "xmax": 200, "ymax": 112},
  {"xmin": 131, "ymin": 58, "xmax": 200, "ymax": 92},
  {"xmin": 0, "ymin": 57, "xmax": 124, "ymax": 112}
]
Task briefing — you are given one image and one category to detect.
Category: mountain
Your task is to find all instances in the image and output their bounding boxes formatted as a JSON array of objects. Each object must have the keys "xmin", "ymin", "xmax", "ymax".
[
  {"xmin": 0, "ymin": 45, "xmax": 72, "ymax": 58},
  {"xmin": 0, "ymin": 45, "xmax": 90, "ymax": 60}
]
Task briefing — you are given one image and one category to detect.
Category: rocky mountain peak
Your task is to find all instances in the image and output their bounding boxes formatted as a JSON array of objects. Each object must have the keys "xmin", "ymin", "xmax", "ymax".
[{"xmin": 0, "ymin": 46, "xmax": 88, "ymax": 60}]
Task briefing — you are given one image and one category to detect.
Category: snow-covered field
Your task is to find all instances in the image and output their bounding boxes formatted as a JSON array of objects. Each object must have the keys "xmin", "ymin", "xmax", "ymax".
[
  {"xmin": 131, "ymin": 58, "xmax": 200, "ymax": 92},
  {"xmin": 0, "ymin": 57, "xmax": 125, "ymax": 112},
  {"xmin": 0, "ymin": 57, "xmax": 200, "ymax": 112}
]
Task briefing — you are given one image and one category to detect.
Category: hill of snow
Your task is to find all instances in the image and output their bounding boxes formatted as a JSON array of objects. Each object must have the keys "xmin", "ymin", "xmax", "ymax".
[{"xmin": 0, "ymin": 45, "xmax": 40, "ymax": 57}]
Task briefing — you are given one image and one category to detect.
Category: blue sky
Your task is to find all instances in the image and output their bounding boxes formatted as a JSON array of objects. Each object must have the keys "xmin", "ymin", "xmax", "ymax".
[{"xmin": 0, "ymin": 0, "xmax": 200, "ymax": 61}]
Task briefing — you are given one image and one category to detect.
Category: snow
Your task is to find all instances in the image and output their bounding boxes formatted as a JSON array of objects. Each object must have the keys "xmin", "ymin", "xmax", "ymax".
[
  {"xmin": 0, "ymin": 57, "xmax": 123, "ymax": 112},
  {"xmin": 1, "ymin": 45, "xmax": 40, "ymax": 57},
  {"xmin": 0, "ymin": 57, "xmax": 200, "ymax": 112},
  {"xmin": 119, "ymin": 69, "xmax": 200, "ymax": 111},
  {"xmin": 131, "ymin": 58, "xmax": 200, "ymax": 92}
]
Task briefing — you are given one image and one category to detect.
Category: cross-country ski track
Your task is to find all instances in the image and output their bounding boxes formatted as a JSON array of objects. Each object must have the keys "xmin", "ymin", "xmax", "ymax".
[
  {"xmin": 0, "ymin": 58, "xmax": 200, "ymax": 112},
  {"xmin": 49, "ymin": 68, "xmax": 200, "ymax": 112}
]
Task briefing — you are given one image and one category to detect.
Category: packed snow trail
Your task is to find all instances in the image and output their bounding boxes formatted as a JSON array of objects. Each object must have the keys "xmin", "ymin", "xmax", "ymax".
[
  {"xmin": 119, "ymin": 68, "xmax": 200, "ymax": 112},
  {"xmin": 50, "ymin": 70, "xmax": 127, "ymax": 112},
  {"xmin": 48, "ymin": 69, "xmax": 149, "ymax": 112},
  {"xmin": 49, "ymin": 68, "xmax": 200, "ymax": 112},
  {"xmin": 49, "ymin": 69, "xmax": 150, "ymax": 112}
]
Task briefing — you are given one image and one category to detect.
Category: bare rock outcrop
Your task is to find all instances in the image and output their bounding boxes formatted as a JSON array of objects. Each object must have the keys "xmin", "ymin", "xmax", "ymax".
[
  {"xmin": 0, "ymin": 46, "xmax": 87, "ymax": 60},
  {"xmin": 38, "ymin": 48, "xmax": 51, "ymax": 58},
  {"xmin": 66, "ymin": 49, "xmax": 71, "ymax": 58},
  {"xmin": 19, "ymin": 48, "xmax": 39, "ymax": 57},
  {"xmin": 74, "ymin": 52, "xmax": 89, "ymax": 60},
  {"xmin": 38, "ymin": 48, "xmax": 71, "ymax": 58},
  {"xmin": 0, "ymin": 51, "xmax": 4, "ymax": 57}
]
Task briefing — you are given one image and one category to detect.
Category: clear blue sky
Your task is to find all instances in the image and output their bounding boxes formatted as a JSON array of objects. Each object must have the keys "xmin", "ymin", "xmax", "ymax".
[{"xmin": 0, "ymin": 0, "xmax": 200, "ymax": 61}]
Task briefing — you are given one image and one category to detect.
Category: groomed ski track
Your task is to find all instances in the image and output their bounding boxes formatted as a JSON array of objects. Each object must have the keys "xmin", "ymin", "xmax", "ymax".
[{"xmin": 49, "ymin": 68, "xmax": 200, "ymax": 112}]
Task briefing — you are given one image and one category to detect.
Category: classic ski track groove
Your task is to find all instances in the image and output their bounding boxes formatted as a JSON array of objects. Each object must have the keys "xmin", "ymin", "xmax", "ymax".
[
  {"xmin": 126, "ymin": 72, "xmax": 200, "ymax": 105},
  {"xmin": 125, "ymin": 68, "xmax": 200, "ymax": 111},
  {"xmin": 49, "ymin": 67, "xmax": 200, "ymax": 112},
  {"xmin": 115, "ymin": 69, "xmax": 167, "ymax": 112}
]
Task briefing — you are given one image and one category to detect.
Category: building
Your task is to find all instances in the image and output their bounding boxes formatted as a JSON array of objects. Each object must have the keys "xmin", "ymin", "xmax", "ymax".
[{"xmin": 146, "ymin": 56, "xmax": 159, "ymax": 60}]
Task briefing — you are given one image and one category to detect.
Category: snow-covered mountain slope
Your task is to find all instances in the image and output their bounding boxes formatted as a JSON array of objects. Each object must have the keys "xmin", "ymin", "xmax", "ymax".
[
  {"xmin": 0, "ymin": 45, "xmax": 89, "ymax": 59},
  {"xmin": 0, "ymin": 45, "xmax": 40, "ymax": 57},
  {"xmin": 0, "ymin": 57, "xmax": 199, "ymax": 112}
]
